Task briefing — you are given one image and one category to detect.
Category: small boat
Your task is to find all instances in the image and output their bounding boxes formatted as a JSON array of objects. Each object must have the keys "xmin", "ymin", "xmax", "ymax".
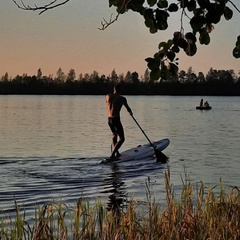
[{"xmin": 196, "ymin": 106, "xmax": 212, "ymax": 110}]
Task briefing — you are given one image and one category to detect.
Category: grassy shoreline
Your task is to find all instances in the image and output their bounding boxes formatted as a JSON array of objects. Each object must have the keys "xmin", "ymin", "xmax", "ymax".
[{"xmin": 1, "ymin": 170, "xmax": 240, "ymax": 239}]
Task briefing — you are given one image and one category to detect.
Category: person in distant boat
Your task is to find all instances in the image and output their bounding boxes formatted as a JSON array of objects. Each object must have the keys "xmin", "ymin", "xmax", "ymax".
[
  {"xmin": 204, "ymin": 101, "xmax": 209, "ymax": 107},
  {"xmin": 200, "ymin": 99, "xmax": 203, "ymax": 107},
  {"xmin": 106, "ymin": 83, "xmax": 133, "ymax": 161}
]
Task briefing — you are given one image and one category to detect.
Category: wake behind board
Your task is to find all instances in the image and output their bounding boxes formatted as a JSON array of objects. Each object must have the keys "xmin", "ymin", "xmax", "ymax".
[{"xmin": 101, "ymin": 138, "xmax": 170, "ymax": 164}]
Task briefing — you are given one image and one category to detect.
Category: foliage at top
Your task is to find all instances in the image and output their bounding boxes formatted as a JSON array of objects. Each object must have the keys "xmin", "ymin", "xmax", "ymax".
[
  {"xmin": 12, "ymin": 0, "xmax": 240, "ymax": 80},
  {"xmin": 107, "ymin": 0, "xmax": 240, "ymax": 80}
]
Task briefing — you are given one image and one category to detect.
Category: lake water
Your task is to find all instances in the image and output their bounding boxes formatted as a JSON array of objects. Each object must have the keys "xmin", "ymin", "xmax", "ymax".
[{"xmin": 0, "ymin": 95, "xmax": 240, "ymax": 218}]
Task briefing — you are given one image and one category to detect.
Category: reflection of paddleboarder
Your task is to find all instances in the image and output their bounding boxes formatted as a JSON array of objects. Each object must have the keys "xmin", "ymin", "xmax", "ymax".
[
  {"xmin": 105, "ymin": 163, "xmax": 126, "ymax": 215},
  {"xmin": 106, "ymin": 84, "xmax": 133, "ymax": 161}
]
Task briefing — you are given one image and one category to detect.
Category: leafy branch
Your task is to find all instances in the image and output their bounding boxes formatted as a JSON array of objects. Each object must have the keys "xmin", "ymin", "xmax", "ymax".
[{"xmin": 11, "ymin": 0, "xmax": 240, "ymax": 80}]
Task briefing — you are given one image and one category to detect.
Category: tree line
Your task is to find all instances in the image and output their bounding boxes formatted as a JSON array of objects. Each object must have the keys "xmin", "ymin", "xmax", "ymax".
[{"xmin": 1, "ymin": 67, "xmax": 240, "ymax": 95}]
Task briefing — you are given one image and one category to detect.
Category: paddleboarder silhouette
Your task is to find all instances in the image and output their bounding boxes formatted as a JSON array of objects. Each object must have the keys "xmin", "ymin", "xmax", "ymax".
[{"xmin": 106, "ymin": 84, "xmax": 133, "ymax": 162}]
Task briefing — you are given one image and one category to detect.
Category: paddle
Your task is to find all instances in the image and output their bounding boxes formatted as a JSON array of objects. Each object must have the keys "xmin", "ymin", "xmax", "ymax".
[{"xmin": 131, "ymin": 115, "xmax": 168, "ymax": 163}]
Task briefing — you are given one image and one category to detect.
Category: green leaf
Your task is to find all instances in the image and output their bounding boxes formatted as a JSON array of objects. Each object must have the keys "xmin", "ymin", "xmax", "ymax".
[
  {"xmin": 145, "ymin": 57, "xmax": 154, "ymax": 63},
  {"xmin": 233, "ymin": 47, "xmax": 240, "ymax": 58},
  {"xmin": 236, "ymin": 36, "xmax": 240, "ymax": 49},
  {"xmin": 156, "ymin": 9, "xmax": 169, "ymax": 30},
  {"xmin": 197, "ymin": 0, "xmax": 210, "ymax": 9},
  {"xmin": 172, "ymin": 45, "xmax": 180, "ymax": 53},
  {"xmin": 150, "ymin": 69, "xmax": 161, "ymax": 80},
  {"xmin": 144, "ymin": 8, "xmax": 153, "ymax": 20},
  {"xmin": 166, "ymin": 51, "xmax": 176, "ymax": 62},
  {"xmin": 109, "ymin": 0, "xmax": 116, "ymax": 7},
  {"xmin": 224, "ymin": 6, "xmax": 233, "ymax": 21},
  {"xmin": 144, "ymin": 18, "xmax": 153, "ymax": 28},
  {"xmin": 176, "ymin": 38, "xmax": 188, "ymax": 49},
  {"xmin": 155, "ymin": 51, "xmax": 165, "ymax": 59},
  {"xmin": 180, "ymin": 0, "xmax": 188, "ymax": 8},
  {"xmin": 144, "ymin": 9, "xmax": 157, "ymax": 32},
  {"xmin": 157, "ymin": 0, "xmax": 168, "ymax": 9},
  {"xmin": 147, "ymin": 0, "xmax": 157, "ymax": 7},
  {"xmin": 166, "ymin": 39, "xmax": 173, "ymax": 48},
  {"xmin": 187, "ymin": 0, "xmax": 196, "ymax": 12},
  {"xmin": 199, "ymin": 31, "xmax": 210, "ymax": 45},
  {"xmin": 145, "ymin": 57, "xmax": 160, "ymax": 70},
  {"xmin": 150, "ymin": 22, "xmax": 158, "ymax": 33},
  {"xmin": 168, "ymin": 3, "xmax": 178, "ymax": 12},
  {"xmin": 158, "ymin": 41, "xmax": 167, "ymax": 50},
  {"xmin": 190, "ymin": 16, "xmax": 205, "ymax": 33},
  {"xmin": 185, "ymin": 43, "xmax": 197, "ymax": 56},
  {"xmin": 206, "ymin": 3, "xmax": 224, "ymax": 24},
  {"xmin": 185, "ymin": 32, "xmax": 197, "ymax": 43}
]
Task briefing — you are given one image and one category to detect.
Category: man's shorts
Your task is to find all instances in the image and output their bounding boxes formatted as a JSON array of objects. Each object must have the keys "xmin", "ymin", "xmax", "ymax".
[{"xmin": 108, "ymin": 117, "xmax": 124, "ymax": 138}]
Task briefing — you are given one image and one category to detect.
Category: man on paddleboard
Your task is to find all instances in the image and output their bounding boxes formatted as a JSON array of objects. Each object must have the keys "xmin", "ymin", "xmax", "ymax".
[{"xmin": 106, "ymin": 84, "xmax": 133, "ymax": 161}]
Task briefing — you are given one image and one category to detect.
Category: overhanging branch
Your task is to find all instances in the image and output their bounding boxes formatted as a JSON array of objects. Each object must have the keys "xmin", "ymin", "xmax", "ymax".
[
  {"xmin": 12, "ymin": 0, "xmax": 71, "ymax": 14},
  {"xmin": 229, "ymin": 0, "xmax": 240, "ymax": 14},
  {"xmin": 98, "ymin": 13, "xmax": 120, "ymax": 30}
]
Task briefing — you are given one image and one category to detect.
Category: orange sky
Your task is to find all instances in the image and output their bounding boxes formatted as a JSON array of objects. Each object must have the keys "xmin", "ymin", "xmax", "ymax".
[{"xmin": 0, "ymin": 0, "xmax": 239, "ymax": 78}]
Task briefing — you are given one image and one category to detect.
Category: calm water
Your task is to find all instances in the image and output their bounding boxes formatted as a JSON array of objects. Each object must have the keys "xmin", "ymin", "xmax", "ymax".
[{"xmin": 0, "ymin": 95, "xmax": 240, "ymax": 218}]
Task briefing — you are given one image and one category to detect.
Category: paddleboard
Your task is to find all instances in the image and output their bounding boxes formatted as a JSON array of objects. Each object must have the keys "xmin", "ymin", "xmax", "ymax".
[{"xmin": 101, "ymin": 138, "xmax": 170, "ymax": 164}]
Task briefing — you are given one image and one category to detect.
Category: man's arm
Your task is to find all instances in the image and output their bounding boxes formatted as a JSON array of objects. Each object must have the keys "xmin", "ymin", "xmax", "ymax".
[{"xmin": 124, "ymin": 99, "xmax": 133, "ymax": 115}]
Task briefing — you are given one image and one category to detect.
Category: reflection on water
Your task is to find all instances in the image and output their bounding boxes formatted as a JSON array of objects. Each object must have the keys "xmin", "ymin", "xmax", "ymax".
[
  {"xmin": 101, "ymin": 163, "xmax": 127, "ymax": 213},
  {"xmin": 0, "ymin": 155, "xmax": 165, "ymax": 218},
  {"xmin": 0, "ymin": 95, "xmax": 240, "ymax": 218}
]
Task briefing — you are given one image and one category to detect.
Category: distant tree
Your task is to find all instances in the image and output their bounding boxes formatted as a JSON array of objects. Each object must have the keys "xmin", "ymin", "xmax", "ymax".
[
  {"xmin": 218, "ymin": 70, "xmax": 234, "ymax": 84},
  {"xmin": 227, "ymin": 69, "xmax": 237, "ymax": 82},
  {"xmin": 66, "ymin": 68, "xmax": 76, "ymax": 82},
  {"xmin": 100, "ymin": 74, "xmax": 108, "ymax": 83},
  {"xmin": 90, "ymin": 70, "xmax": 99, "ymax": 82},
  {"xmin": 186, "ymin": 67, "xmax": 197, "ymax": 82},
  {"xmin": 198, "ymin": 72, "xmax": 206, "ymax": 82},
  {"xmin": 187, "ymin": 67, "xmax": 193, "ymax": 76},
  {"xmin": 124, "ymin": 71, "xmax": 132, "ymax": 83},
  {"xmin": 178, "ymin": 70, "xmax": 187, "ymax": 83},
  {"xmin": 56, "ymin": 67, "xmax": 66, "ymax": 83},
  {"xmin": 206, "ymin": 68, "xmax": 217, "ymax": 82},
  {"xmin": 1, "ymin": 72, "xmax": 9, "ymax": 82},
  {"xmin": 206, "ymin": 68, "xmax": 234, "ymax": 83},
  {"xmin": 110, "ymin": 69, "xmax": 118, "ymax": 82},
  {"xmin": 78, "ymin": 73, "xmax": 83, "ymax": 81},
  {"xmin": 37, "ymin": 68, "xmax": 42, "ymax": 80},
  {"xmin": 130, "ymin": 71, "xmax": 139, "ymax": 84},
  {"xmin": 48, "ymin": 74, "xmax": 54, "ymax": 80},
  {"xmin": 83, "ymin": 73, "xmax": 90, "ymax": 81},
  {"xmin": 118, "ymin": 73, "xmax": 125, "ymax": 82}
]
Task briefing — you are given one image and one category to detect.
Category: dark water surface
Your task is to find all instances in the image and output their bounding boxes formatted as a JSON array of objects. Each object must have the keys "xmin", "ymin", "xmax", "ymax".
[{"xmin": 0, "ymin": 95, "xmax": 239, "ymax": 217}]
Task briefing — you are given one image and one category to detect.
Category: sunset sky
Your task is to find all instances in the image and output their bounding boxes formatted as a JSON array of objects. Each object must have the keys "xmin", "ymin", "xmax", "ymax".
[{"xmin": 1, "ymin": 0, "xmax": 239, "ymax": 78}]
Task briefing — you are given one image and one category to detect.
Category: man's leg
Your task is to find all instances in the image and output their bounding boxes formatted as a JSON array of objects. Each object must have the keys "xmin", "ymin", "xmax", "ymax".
[
  {"xmin": 110, "ymin": 122, "xmax": 125, "ymax": 159},
  {"xmin": 111, "ymin": 132, "xmax": 117, "ymax": 153},
  {"xmin": 110, "ymin": 136, "xmax": 125, "ymax": 158}
]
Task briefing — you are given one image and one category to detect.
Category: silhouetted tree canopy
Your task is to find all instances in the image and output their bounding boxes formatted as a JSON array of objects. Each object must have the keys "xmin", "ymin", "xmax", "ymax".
[
  {"xmin": 12, "ymin": 0, "xmax": 240, "ymax": 80},
  {"xmin": 1, "ymin": 68, "xmax": 240, "ymax": 95}
]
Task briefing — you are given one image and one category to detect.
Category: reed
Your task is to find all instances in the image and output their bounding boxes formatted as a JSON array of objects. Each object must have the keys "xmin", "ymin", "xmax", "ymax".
[{"xmin": 1, "ymin": 170, "xmax": 240, "ymax": 240}]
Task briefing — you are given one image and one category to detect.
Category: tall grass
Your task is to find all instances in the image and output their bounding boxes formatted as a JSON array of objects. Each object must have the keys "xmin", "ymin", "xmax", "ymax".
[{"xmin": 1, "ymin": 169, "xmax": 240, "ymax": 239}]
